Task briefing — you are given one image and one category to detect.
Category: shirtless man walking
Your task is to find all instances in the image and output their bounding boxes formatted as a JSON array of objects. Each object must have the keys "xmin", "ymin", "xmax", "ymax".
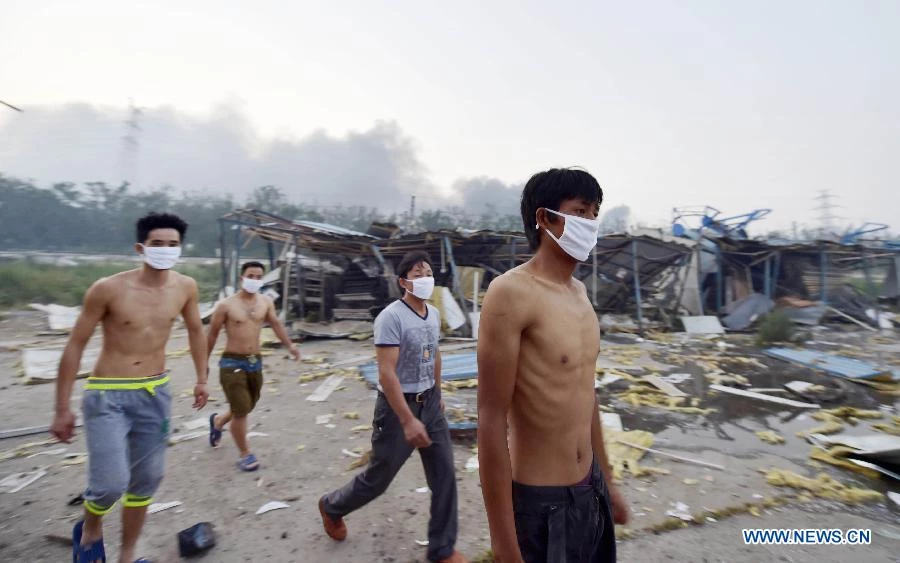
[
  {"xmin": 206, "ymin": 261, "xmax": 300, "ymax": 471},
  {"xmin": 478, "ymin": 168, "xmax": 629, "ymax": 562},
  {"xmin": 50, "ymin": 212, "xmax": 209, "ymax": 563}
]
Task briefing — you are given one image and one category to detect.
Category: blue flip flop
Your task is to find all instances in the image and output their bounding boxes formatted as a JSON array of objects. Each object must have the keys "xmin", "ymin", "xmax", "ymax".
[
  {"xmin": 209, "ymin": 413, "xmax": 222, "ymax": 447},
  {"xmin": 73, "ymin": 520, "xmax": 106, "ymax": 563},
  {"xmin": 237, "ymin": 453, "xmax": 260, "ymax": 472}
]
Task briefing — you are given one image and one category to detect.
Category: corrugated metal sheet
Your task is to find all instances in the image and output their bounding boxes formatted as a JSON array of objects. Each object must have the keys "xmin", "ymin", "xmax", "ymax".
[
  {"xmin": 360, "ymin": 352, "xmax": 477, "ymax": 386},
  {"xmin": 764, "ymin": 347, "xmax": 889, "ymax": 380}
]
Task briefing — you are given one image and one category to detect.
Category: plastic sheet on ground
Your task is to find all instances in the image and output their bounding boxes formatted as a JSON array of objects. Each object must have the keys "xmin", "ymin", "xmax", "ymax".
[{"xmin": 21, "ymin": 348, "xmax": 98, "ymax": 384}]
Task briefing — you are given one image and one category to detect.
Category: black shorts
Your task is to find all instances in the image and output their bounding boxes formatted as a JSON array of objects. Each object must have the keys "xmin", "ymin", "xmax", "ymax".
[{"xmin": 512, "ymin": 462, "xmax": 616, "ymax": 563}]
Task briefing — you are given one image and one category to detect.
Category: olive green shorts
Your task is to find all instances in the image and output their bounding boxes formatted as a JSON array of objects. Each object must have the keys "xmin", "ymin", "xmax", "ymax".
[{"xmin": 218, "ymin": 353, "xmax": 263, "ymax": 417}]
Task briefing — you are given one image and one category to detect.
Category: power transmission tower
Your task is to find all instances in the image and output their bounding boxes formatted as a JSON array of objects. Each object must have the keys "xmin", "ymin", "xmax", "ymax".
[
  {"xmin": 119, "ymin": 98, "xmax": 143, "ymax": 189},
  {"xmin": 814, "ymin": 190, "xmax": 842, "ymax": 238},
  {"xmin": 407, "ymin": 195, "xmax": 417, "ymax": 231}
]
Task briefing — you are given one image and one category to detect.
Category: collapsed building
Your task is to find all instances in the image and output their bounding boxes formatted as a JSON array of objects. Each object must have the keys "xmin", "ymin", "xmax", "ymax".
[{"xmin": 216, "ymin": 209, "xmax": 693, "ymax": 337}]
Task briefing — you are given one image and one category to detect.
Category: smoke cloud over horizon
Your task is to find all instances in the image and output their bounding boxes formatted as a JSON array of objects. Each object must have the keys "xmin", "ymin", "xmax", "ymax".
[{"xmin": 0, "ymin": 102, "xmax": 522, "ymax": 217}]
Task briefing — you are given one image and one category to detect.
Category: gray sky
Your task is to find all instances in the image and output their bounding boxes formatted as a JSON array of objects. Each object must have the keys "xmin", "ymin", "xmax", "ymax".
[{"xmin": 1, "ymin": 0, "xmax": 898, "ymax": 232}]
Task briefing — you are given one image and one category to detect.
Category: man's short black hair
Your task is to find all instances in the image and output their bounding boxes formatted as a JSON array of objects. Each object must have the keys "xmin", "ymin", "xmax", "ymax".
[
  {"xmin": 397, "ymin": 250, "xmax": 433, "ymax": 279},
  {"xmin": 241, "ymin": 261, "xmax": 266, "ymax": 275},
  {"xmin": 520, "ymin": 168, "xmax": 603, "ymax": 250},
  {"xmin": 136, "ymin": 212, "xmax": 188, "ymax": 243}
]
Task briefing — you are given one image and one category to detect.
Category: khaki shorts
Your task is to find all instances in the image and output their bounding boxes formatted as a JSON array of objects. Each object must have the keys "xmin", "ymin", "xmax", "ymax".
[{"xmin": 218, "ymin": 353, "xmax": 263, "ymax": 417}]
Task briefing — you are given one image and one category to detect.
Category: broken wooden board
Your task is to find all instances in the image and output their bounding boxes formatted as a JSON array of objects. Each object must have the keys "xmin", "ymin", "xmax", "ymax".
[
  {"xmin": 708, "ymin": 384, "xmax": 820, "ymax": 409},
  {"xmin": 642, "ymin": 375, "xmax": 688, "ymax": 398},
  {"xmin": 21, "ymin": 348, "xmax": 98, "ymax": 384},
  {"xmin": 306, "ymin": 374, "xmax": 345, "ymax": 402},
  {"xmin": 681, "ymin": 316, "xmax": 725, "ymax": 335}
]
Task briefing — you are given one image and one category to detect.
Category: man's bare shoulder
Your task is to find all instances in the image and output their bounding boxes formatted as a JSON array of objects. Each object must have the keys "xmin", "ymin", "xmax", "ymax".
[
  {"xmin": 90, "ymin": 269, "xmax": 136, "ymax": 293},
  {"xmin": 486, "ymin": 266, "xmax": 533, "ymax": 296},
  {"xmin": 173, "ymin": 271, "xmax": 198, "ymax": 290}
]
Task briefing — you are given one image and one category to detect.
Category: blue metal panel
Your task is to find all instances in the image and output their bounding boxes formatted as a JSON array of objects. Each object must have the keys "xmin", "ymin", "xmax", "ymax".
[
  {"xmin": 360, "ymin": 352, "xmax": 478, "ymax": 386},
  {"xmin": 764, "ymin": 347, "xmax": 888, "ymax": 380}
]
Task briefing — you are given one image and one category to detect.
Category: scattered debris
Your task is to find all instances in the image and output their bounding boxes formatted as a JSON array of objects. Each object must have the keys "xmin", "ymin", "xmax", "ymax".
[
  {"xmin": 888, "ymin": 491, "xmax": 900, "ymax": 508},
  {"xmin": 60, "ymin": 454, "xmax": 88, "ymax": 466},
  {"xmin": 755, "ymin": 431, "xmax": 786, "ymax": 445},
  {"xmin": 29, "ymin": 303, "xmax": 79, "ymax": 332},
  {"xmin": 351, "ymin": 425, "xmax": 372, "ymax": 433},
  {"xmin": 659, "ymin": 373, "xmax": 693, "ymax": 384},
  {"xmin": 168, "ymin": 431, "xmax": 208, "ymax": 445},
  {"xmin": 342, "ymin": 449, "xmax": 363, "ymax": 458},
  {"xmin": 296, "ymin": 445, "xmax": 306, "ymax": 452},
  {"xmin": 415, "ymin": 539, "xmax": 430, "ymax": 547},
  {"xmin": 762, "ymin": 468, "xmax": 884, "ymax": 504},
  {"xmin": 0, "ymin": 469, "xmax": 47, "ymax": 493},
  {"xmin": 415, "ymin": 486, "xmax": 430, "ymax": 493},
  {"xmin": 20, "ymin": 348, "xmax": 98, "ymax": 384},
  {"xmin": 601, "ymin": 413, "xmax": 623, "ymax": 432},
  {"xmin": 665, "ymin": 501, "xmax": 693, "ymax": 521},
  {"xmin": 347, "ymin": 450, "xmax": 371, "ymax": 470},
  {"xmin": 465, "ymin": 456, "xmax": 479, "ymax": 473},
  {"xmin": 315, "ymin": 414, "xmax": 334, "ymax": 425},
  {"xmin": 616, "ymin": 387, "xmax": 715, "ymax": 415},
  {"xmin": 765, "ymin": 348, "xmax": 892, "ymax": 381},
  {"xmin": 642, "ymin": 375, "xmax": 687, "ymax": 398},
  {"xmin": 681, "ymin": 316, "xmax": 725, "ymax": 335},
  {"xmin": 256, "ymin": 501, "xmax": 290, "ymax": 515},
  {"xmin": 148, "ymin": 501, "xmax": 183, "ymax": 514},
  {"xmin": 306, "ymin": 375, "xmax": 345, "ymax": 402},
  {"xmin": 246, "ymin": 432, "xmax": 269, "ymax": 438},
  {"xmin": 819, "ymin": 407, "xmax": 883, "ymax": 420},
  {"xmin": 343, "ymin": 412, "xmax": 360, "ymax": 420},
  {"xmin": 682, "ymin": 479, "xmax": 698, "ymax": 486},
  {"xmin": 178, "ymin": 522, "xmax": 217, "ymax": 557},
  {"xmin": 708, "ymin": 384, "xmax": 819, "ymax": 409},
  {"xmin": 615, "ymin": 440, "xmax": 726, "ymax": 471},
  {"xmin": 180, "ymin": 418, "xmax": 212, "ymax": 432}
]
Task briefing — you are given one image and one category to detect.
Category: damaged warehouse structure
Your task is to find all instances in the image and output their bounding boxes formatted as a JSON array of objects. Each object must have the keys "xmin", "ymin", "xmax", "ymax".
[
  {"xmin": 216, "ymin": 209, "xmax": 694, "ymax": 337},
  {"xmin": 216, "ymin": 208, "xmax": 899, "ymax": 337}
]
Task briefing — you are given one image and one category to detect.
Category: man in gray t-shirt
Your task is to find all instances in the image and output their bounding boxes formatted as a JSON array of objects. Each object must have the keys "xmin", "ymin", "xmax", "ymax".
[
  {"xmin": 318, "ymin": 251, "xmax": 466, "ymax": 563},
  {"xmin": 372, "ymin": 297, "xmax": 441, "ymax": 393}
]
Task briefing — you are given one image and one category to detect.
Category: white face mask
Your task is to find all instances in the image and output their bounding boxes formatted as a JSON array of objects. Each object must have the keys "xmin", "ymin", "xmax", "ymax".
[
  {"xmin": 141, "ymin": 245, "xmax": 181, "ymax": 270},
  {"xmin": 405, "ymin": 276, "xmax": 435, "ymax": 300},
  {"xmin": 241, "ymin": 277, "xmax": 264, "ymax": 294},
  {"xmin": 541, "ymin": 209, "xmax": 601, "ymax": 262}
]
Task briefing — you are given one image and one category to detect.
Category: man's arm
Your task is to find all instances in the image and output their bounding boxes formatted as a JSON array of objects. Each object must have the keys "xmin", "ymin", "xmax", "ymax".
[
  {"xmin": 265, "ymin": 299, "xmax": 300, "ymax": 360},
  {"xmin": 181, "ymin": 278, "xmax": 209, "ymax": 409},
  {"xmin": 51, "ymin": 281, "xmax": 107, "ymax": 442},
  {"xmin": 206, "ymin": 301, "xmax": 226, "ymax": 363},
  {"xmin": 477, "ymin": 276, "xmax": 526, "ymax": 562},
  {"xmin": 591, "ymin": 393, "xmax": 630, "ymax": 524},
  {"xmin": 377, "ymin": 345, "xmax": 431, "ymax": 448}
]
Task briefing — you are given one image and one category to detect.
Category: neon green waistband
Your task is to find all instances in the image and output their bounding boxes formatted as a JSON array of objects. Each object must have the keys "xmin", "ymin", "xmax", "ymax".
[{"xmin": 85, "ymin": 372, "xmax": 170, "ymax": 394}]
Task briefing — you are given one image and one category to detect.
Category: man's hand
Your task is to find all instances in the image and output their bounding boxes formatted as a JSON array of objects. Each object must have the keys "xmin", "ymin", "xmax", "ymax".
[
  {"xmin": 193, "ymin": 383, "xmax": 209, "ymax": 410},
  {"xmin": 402, "ymin": 418, "xmax": 432, "ymax": 449},
  {"xmin": 288, "ymin": 346, "xmax": 301, "ymax": 362},
  {"xmin": 50, "ymin": 410, "xmax": 76, "ymax": 443},
  {"xmin": 440, "ymin": 398, "xmax": 445, "ymax": 412},
  {"xmin": 608, "ymin": 483, "xmax": 630, "ymax": 525}
]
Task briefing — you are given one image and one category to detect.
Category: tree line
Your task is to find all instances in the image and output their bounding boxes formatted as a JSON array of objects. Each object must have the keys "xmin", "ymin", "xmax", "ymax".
[{"xmin": 0, "ymin": 175, "xmax": 525, "ymax": 256}]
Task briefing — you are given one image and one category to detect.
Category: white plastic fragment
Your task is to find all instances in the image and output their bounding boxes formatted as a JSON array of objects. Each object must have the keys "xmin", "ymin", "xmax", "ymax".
[
  {"xmin": 256, "ymin": 501, "xmax": 290, "ymax": 515},
  {"xmin": 148, "ymin": 501, "xmax": 183, "ymax": 514}
]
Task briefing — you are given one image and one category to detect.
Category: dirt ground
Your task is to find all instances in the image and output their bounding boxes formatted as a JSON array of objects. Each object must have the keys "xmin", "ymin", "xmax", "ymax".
[{"xmin": 0, "ymin": 311, "xmax": 898, "ymax": 562}]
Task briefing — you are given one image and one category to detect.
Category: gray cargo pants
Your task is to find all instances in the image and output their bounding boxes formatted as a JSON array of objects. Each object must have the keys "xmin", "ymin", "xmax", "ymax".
[{"xmin": 321, "ymin": 386, "xmax": 458, "ymax": 561}]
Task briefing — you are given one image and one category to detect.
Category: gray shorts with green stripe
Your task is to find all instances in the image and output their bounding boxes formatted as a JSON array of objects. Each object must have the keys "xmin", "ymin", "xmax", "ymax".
[{"xmin": 81, "ymin": 373, "xmax": 171, "ymax": 515}]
